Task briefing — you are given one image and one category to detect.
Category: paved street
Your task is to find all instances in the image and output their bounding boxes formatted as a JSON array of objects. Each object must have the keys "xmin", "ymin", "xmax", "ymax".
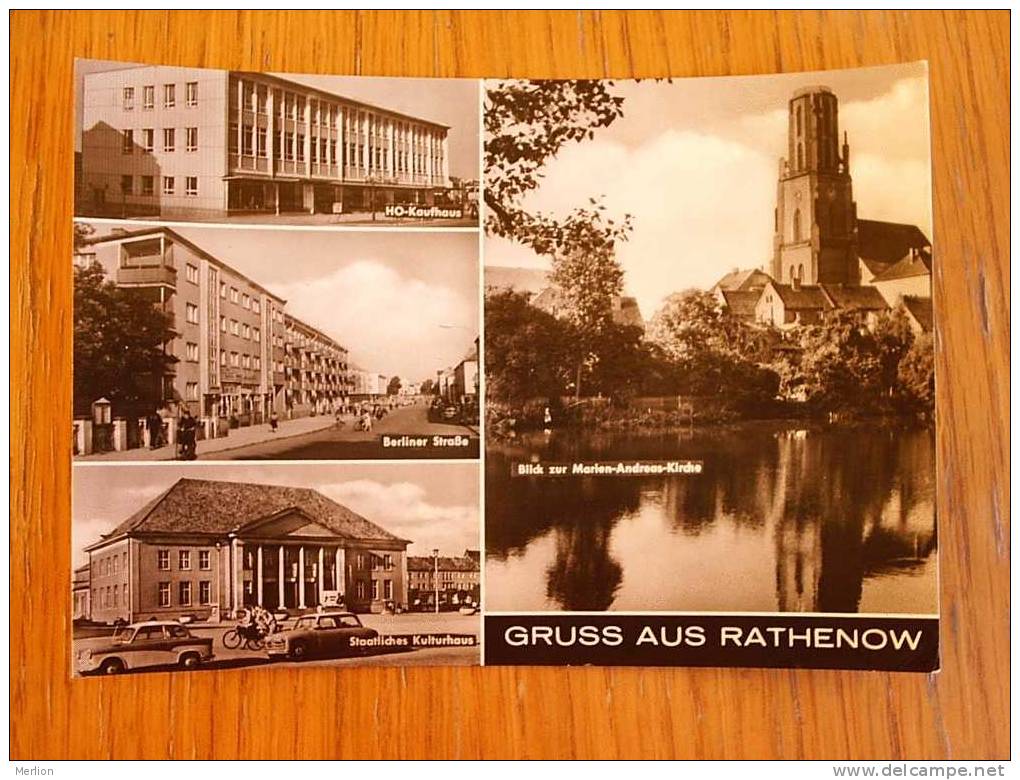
[
  {"xmin": 205, "ymin": 403, "xmax": 479, "ymax": 460},
  {"xmin": 75, "ymin": 403, "xmax": 479, "ymax": 461},
  {"xmin": 73, "ymin": 612, "xmax": 480, "ymax": 674}
]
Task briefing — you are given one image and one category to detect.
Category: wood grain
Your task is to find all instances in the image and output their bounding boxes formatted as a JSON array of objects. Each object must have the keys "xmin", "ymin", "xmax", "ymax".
[{"xmin": 10, "ymin": 10, "xmax": 1009, "ymax": 760}]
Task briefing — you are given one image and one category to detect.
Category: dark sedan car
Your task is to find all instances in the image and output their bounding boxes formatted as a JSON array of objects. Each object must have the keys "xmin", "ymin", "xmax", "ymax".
[{"xmin": 264, "ymin": 612, "xmax": 378, "ymax": 661}]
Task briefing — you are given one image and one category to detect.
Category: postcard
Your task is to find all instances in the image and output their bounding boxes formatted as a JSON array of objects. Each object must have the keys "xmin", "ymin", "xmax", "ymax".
[{"xmin": 71, "ymin": 59, "xmax": 937, "ymax": 676}]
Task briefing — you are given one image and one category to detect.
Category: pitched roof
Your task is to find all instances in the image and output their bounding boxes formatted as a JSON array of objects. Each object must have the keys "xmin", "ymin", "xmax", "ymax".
[
  {"xmin": 97, "ymin": 478, "xmax": 404, "ymax": 544},
  {"xmin": 820, "ymin": 284, "xmax": 889, "ymax": 311},
  {"xmin": 770, "ymin": 283, "xmax": 831, "ymax": 310},
  {"xmin": 532, "ymin": 286, "xmax": 644, "ymax": 330},
  {"xmin": 718, "ymin": 289, "xmax": 761, "ymax": 319},
  {"xmin": 901, "ymin": 296, "xmax": 934, "ymax": 332},
  {"xmin": 407, "ymin": 555, "xmax": 480, "ymax": 573},
  {"xmin": 857, "ymin": 219, "xmax": 931, "ymax": 266},
  {"xmin": 872, "ymin": 249, "xmax": 933, "ymax": 282},
  {"xmin": 713, "ymin": 268, "xmax": 773, "ymax": 291}
]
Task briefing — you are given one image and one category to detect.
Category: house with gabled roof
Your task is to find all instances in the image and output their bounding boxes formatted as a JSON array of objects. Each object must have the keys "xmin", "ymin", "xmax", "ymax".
[{"xmin": 82, "ymin": 477, "xmax": 410, "ymax": 623}]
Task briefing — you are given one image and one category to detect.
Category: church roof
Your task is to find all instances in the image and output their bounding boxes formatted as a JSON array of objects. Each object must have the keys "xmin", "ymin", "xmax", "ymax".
[
  {"xmin": 857, "ymin": 219, "xmax": 930, "ymax": 266},
  {"xmin": 872, "ymin": 249, "xmax": 933, "ymax": 282},
  {"xmin": 820, "ymin": 284, "xmax": 889, "ymax": 311},
  {"xmin": 718, "ymin": 289, "xmax": 760, "ymax": 319},
  {"xmin": 713, "ymin": 268, "xmax": 772, "ymax": 291},
  {"xmin": 92, "ymin": 478, "xmax": 405, "ymax": 545},
  {"xmin": 901, "ymin": 296, "xmax": 934, "ymax": 332}
]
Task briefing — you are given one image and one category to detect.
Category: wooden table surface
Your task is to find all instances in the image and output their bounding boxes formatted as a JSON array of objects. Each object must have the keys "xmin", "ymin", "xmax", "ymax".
[{"xmin": 10, "ymin": 10, "xmax": 1009, "ymax": 760}]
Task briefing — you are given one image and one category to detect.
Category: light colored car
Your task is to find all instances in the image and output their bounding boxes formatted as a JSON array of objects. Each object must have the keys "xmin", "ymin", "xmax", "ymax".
[
  {"xmin": 77, "ymin": 620, "xmax": 214, "ymax": 675},
  {"xmin": 265, "ymin": 612, "xmax": 378, "ymax": 661}
]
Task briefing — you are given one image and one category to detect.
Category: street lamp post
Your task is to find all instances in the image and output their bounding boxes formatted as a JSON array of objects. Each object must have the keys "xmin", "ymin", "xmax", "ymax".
[{"xmin": 432, "ymin": 548, "xmax": 440, "ymax": 615}]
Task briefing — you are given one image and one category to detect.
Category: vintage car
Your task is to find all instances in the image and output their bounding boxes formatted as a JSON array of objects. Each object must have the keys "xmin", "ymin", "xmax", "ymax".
[
  {"xmin": 77, "ymin": 620, "xmax": 214, "ymax": 675},
  {"xmin": 264, "ymin": 612, "xmax": 378, "ymax": 661}
]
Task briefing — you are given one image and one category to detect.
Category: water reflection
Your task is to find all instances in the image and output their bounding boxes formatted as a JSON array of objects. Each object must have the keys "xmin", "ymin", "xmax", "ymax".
[{"xmin": 485, "ymin": 424, "xmax": 937, "ymax": 614}]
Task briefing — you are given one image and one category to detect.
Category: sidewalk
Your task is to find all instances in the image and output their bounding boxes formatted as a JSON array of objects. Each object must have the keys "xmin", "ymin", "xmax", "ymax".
[{"xmin": 74, "ymin": 414, "xmax": 341, "ymax": 462}]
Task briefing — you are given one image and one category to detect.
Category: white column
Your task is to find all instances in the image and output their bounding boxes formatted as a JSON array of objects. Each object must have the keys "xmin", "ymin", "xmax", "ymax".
[
  {"xmin": 318, "ymin": 547, "xmax": 325, "ymax": 603},
  {"xmin": 335, "ymin": 547, "xmax": 344, "ymax": 597},
  {"xmin": 256, "ymin": 544, "xmax": 263, "ymax": 606},
  {"xmin": 441, "ymin": 132, "xmax": 450, "ymax": 184},
  {"xmin": 298, "ymin": 546, "xmax": 306, "ymax": 608},
  {"xmin": 278, "ymin": 544, "xmax": 285, "ymax": 608}
]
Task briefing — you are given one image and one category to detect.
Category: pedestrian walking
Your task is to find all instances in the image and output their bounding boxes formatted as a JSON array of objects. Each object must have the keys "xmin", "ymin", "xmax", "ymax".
[
  {"xmin": 269, "ymin": 409, "xmax": 279, "ymax": 433},
  {"xmin": 177, "ymin": 408, "xmax": 197, "ymax": 460}
]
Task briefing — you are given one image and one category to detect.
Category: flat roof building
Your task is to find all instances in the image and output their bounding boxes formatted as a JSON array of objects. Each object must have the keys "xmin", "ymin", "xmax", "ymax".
[{"xmin": 78, "ymin": 65, "xmax": 452, "ymax": 220}]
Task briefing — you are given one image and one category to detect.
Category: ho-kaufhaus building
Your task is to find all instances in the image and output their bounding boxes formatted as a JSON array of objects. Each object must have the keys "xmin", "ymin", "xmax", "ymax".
[
  {"xmin": 82, "ymin": 478, "xmax": 410, "ymax": 623},
  {"xmin": 77, "ymin": 65, "xmax": 452, "ymax": 219},
  {"xmin": 75, "ymin": 226, "xmax": 353, "ymax": 431}
]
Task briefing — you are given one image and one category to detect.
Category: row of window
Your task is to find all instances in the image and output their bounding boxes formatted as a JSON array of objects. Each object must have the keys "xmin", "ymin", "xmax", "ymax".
[
  {"xmin": 219, "ymin": 316, "xmax": 261, "ymax": 343},
  {"xmin": 219, "ymin": 283, "xmax": 262, "ymax": 313},
  {"xmin": 352, "ymin": 579, "xmax": 392, "ymax": 601},
  {"xmin": 156, "ymin": 549, "xmax": 212, "ymax": 571},
  {"xmin": 227, "ymin": 124, "xmax": 442, "ymax": 175},
  {"xmin": 94, "ymin": 550, "xmax": 129, "ymax": 578},
  {"xmin": 122, "ymin": 82, "xmax": 198, "ymax": 111},
  {"xmin": 236, "ymin": 82, "xmax": 443, "ymax": 145},
  {"xmin": 220, "ymin": 349, "xmax": 262, "ymax": 371},
  {"xmin": 120, "ymin": 174, "xmax": 199, "ymax": 197},
  {"xmin": 122, "ymin": 127, "xmax": 199, "ymax": 154},
  {"xmin": 93, "ymin": 583, "xmax": 128, "ymax": 610},
  {"xmin": 158, "ymin": 580, "xmax": 212, "ymax": 608}
]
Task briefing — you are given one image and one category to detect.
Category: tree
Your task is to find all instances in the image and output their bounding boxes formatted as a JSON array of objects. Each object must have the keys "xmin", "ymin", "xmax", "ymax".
[
  {"xmin": 483, "ymin": 289, "xmax": 572, "ymax": 403},
  {"xmin": 647, "ymin": 290, "xmax": 777, "ymax": 405},
  {"xmin": 898, "ymin": 332, "xmax": 935, "ymax": 413},
  {"xmin": 74, "ymin": 260, "xmax": 177, "ymax": 416},
  {"xmin": 484, "ymin": 80, "xmax": 632, "ymax": 256},
  {"xmin": 419, "ymin": 378, "xmax": 436, "ymax": 396},
  {"xmin": 386, "ymin": 376, "xmax": 402, "ymax": 396},
  {"xmin": 795, "ymin": 310, "xmax": 914, "ymax": 414}
]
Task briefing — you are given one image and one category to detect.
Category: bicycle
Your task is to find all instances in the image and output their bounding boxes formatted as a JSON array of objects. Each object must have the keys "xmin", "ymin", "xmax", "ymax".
[{"xmin": 222, "ymin": 624, "xmax": 266, "ymax": 651}]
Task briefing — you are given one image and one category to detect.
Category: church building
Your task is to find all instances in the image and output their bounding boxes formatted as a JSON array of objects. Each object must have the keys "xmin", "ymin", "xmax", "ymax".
[{"xmin": 716, "ymin": 85, "xmax": 933, "ymax": 331}]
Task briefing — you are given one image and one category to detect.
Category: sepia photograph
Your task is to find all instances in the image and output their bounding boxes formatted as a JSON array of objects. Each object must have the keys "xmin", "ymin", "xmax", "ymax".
[
  {"xmin": 71, "ymin": 462, "xmax": 480, "ymax": 676},
  {"xmin": 73, "ymin": 222, "xmax": 480, "ymax": 460},
  {"xmin": 74, "ymin": 59, "xmax": 480, "ymax": 227},
  {"xmin": 483, "ymin": 64, "xmax": 937, "ymax": 615}
]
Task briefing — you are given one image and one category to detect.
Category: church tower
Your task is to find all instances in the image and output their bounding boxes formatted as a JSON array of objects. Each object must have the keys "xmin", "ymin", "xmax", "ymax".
[{"xmin": 772, "ymin": 86, "xmax": 858, "ymax": 285}]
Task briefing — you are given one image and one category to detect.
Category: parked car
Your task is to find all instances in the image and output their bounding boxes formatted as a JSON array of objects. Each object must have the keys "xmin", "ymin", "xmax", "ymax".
[
  {"xmin": 77, "ymin": 620, "xmax": 214, "ymax": 675},
  {"xmin": 264, "ymin": 612, "xmax": 378, "ymax": 661}
]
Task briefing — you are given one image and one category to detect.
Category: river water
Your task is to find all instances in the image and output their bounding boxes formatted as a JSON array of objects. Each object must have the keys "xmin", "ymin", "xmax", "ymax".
[{"xmin": 485, "ymin": 423, "xmax": 937, "ymax": 614}]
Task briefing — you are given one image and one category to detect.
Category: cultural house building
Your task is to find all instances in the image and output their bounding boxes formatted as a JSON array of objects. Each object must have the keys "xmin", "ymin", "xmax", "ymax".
[
  {"xmin": 78, "ymin": 65, "xmax": 452, "ymax": 220},
  {"xmin": 82, "ymin": 477, "xmax": 410, "ymax": 623}
]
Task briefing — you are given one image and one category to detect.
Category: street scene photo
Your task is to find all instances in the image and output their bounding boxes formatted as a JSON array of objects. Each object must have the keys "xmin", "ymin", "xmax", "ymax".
[
  {"xmin": 74, "ymin": 59, "xmax": 479, "ymax": 226},
  {"xmin": 483, "ymin": 65, "xmax": 937, "ymax": 615},
  {"xmin": 71, "ymin": 462, "xmax": 481, "ymax": 675},
  {"xmin": 73, "ymin": 223, "xmax": 480, "ymax": 460}
]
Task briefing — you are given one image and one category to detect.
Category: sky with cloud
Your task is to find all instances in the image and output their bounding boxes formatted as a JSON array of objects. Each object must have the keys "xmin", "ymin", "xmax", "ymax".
[
  {"xmin": 72, "ymin": 463, "xmax": 479, "ymax": 564},
  {"xmin": 83, "ymin": 223, "xmax": 480, "ymax": 384},
  {"xmin": 485, "ymin": 62, "xmax": 932, "ymax": 321}
]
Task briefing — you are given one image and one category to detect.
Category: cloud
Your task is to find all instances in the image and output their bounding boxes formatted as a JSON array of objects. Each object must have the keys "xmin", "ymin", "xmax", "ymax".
[
  {"xmin": 323, "ymin": 480, "xmax": 478, "ymax": 557},
  {"xmin": 272, "ymin": 260, "xmax": 476, "ymax": 382}
]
